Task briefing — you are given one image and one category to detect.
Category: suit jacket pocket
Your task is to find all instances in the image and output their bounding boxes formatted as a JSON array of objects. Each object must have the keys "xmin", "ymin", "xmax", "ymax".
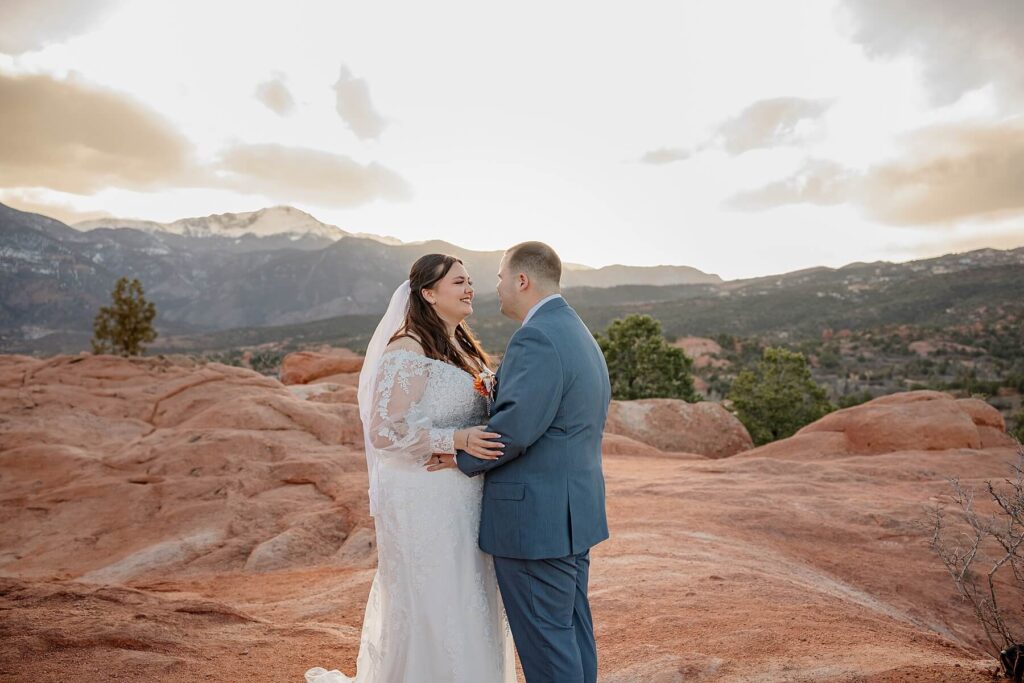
[{"xmin": 482, "ymin": 483, "xmax": 523, "ymax": 555}]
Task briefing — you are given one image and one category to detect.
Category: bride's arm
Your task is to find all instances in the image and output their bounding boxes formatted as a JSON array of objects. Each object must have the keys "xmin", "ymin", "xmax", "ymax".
[
  {"xmin": 455, "ymin": 326, "xmax": 562, "ymax": 477},
  {"xmin": 368, "ymin": 351, "xmax": 456, "ymax": 465}
]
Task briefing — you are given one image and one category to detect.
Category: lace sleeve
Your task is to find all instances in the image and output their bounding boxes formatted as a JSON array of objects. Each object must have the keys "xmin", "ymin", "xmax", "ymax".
[{"xmin": 368, "ymin": 351, "xmax": 456, "ymax": 466}]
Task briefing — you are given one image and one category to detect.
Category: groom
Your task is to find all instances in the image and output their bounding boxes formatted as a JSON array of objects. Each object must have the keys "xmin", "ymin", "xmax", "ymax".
[{"xmin": 433, "ymin": 241, "xmax": 611, "ymax": 683}]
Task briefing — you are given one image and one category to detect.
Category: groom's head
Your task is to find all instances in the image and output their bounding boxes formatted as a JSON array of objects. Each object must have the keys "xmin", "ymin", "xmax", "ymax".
[{"xmin": 497, "ymin": 241, "xmax": 561, "ymax": 322}]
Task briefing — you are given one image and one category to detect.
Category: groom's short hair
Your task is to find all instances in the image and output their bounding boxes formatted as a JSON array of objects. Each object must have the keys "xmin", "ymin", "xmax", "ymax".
[{"xmin": 506, "ymin": 241, "xmax": 561, "ymax": 288}]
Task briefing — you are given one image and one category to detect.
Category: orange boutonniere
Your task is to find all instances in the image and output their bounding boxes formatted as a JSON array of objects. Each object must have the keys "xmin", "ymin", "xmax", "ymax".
[{"xmin": 473, "ymin": 367, "xmax": 497, "ymax": 415}]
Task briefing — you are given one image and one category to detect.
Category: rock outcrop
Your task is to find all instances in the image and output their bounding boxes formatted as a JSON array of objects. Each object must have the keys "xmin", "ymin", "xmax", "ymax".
[
  {"xmin": 605, "ymin": 398, "xmax": 753, "ymax": 458},
  {"xmin": 0, "ymin": 354, "xmax": 1013, "ymax": 681},
  {"xmin": 280, "ymin": 348, "xmax": 363, "ymax": 385},
  {"xmin": 0, "ymin": 353, "xmax": 370, "ymax": 586},
  {"xmin": 672, "ymin": 336, "xmax": 730, "ymax": 369},
  {"xmin": 739, "ymin": 390, "xmax": 1017, "ymax": 460}
]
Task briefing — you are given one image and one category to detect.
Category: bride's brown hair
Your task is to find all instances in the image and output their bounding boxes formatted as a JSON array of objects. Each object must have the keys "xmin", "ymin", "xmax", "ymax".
[{"xmin": 389, "ymin": 253, "xmax": 490, "ymax": 375}]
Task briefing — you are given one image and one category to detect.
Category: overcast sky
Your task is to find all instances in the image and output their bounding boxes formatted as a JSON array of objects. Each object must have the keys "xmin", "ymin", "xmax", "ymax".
[{"xmin": 1, "ymin": 0, "xmax": 1021, "ymax": 279}]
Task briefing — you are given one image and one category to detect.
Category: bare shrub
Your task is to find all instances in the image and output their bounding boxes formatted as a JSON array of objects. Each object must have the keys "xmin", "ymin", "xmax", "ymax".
[{"xmin": 930, "ymin": 438, "xmax": 1024, "ymax": 681}]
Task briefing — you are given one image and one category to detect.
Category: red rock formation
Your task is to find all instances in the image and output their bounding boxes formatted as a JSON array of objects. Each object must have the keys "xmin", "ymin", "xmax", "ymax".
[
  {"xmin": 0, "ymin": 353, "xmax": 371, "ymax": 588},
  {"xmin": 600, "ymin": 432, "xmax": 689, "ymax": 459},
  {"xmin": 956, "ymin": 397, "xmax": 1018, "ymax": 449},
  {"xmin": 738, "ymin": 390, "xmax": 1015, "ymax": 460},
  {"xmin": 287, "ymin": 382, "xmax": 360, "ymax": 406},
  {"xmin": 605, "ymin": 398, "xmax": 753, "ymax": 458},
  {"xmin": 0, "ymin": 355, "xmax": 1014, "ymax": 681},
  {"xmin": 280, "ymin": 349, "xmax": 363, "ymax": 385},
  {"xmin": 672, "ymin": 336, "xmax": 731, "ymax": 369},
  {"xmin": 280, "ymin": 348, "xmax": 364, "ymax": 406}
]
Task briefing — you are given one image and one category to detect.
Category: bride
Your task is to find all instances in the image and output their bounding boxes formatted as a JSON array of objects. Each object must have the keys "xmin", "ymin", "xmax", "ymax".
[{"xmin": 305, "ymin": 254, "xmax": 517, "ymax": 682}]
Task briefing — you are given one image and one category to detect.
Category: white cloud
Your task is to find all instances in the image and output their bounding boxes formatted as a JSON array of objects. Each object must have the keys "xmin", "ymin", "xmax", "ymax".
[
  {"xmin": 214, "ymin": 143, "xmax": 411, "ymax": 207},
  {"xmin": 639, "ymin": 148, "xmax": 691, "ymax": 165},
  {"xmin": 714, "ymin": 97, "xmax": 834, "ymax": 155},
  {"xmin": 333, "ymin": 65, "xmax": 387, "ymax": 140},
  {"xmin": 840, "ymin": 0, "xmax": 1024, "ymax": 106},
  {"xmin": 0, "ymin": 71, "xmax": 194, "ymax": 193},
  {"xmin": 0, "ymin": 0, "xmax": 120, "ymax": 55},
  {"xmin": 728, "ymin": 121, "xmax": 1024, "ymax": 226},
  {"xmin": 255, "ymin": 75, "xmax": 295, "ymax": 116}
]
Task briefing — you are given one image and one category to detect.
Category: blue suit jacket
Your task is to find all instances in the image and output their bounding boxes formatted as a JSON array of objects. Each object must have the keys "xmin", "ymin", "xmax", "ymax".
[{"xmin": 457, "ymin": 296, "xmax": 612, "ymax": 560}]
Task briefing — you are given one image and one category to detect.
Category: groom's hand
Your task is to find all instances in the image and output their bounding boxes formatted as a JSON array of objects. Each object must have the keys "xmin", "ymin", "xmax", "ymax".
[{"xmin": 425, "ymin": 453, "xmax": 457, "ymax": 471}]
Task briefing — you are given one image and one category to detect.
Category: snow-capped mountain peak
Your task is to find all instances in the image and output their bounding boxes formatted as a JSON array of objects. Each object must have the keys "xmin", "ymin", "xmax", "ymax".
[{"xmin": 73, "ymin": 206, "xmax": 354, "ymax": 242}]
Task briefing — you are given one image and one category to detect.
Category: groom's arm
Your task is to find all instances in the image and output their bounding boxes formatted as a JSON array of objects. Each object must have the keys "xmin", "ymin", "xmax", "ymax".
[{"xmin": 456, "ymin": 326, "xmax": 563, "ymax": 477}]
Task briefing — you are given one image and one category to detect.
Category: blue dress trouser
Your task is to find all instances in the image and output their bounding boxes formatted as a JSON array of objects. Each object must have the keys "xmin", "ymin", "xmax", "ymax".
[{"xmin": 493, "ymin": 550, "xmax": 596, "ymax": 683}]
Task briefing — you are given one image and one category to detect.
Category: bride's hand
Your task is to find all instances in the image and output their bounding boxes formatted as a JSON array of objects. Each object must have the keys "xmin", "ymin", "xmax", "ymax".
[
  {"xmin": 456, "ymin": 425, "xmax": 504, "ymax": 460},
  {"xmin": 426, "ymin": 454, "xmax": 456, "ymax": 471}
]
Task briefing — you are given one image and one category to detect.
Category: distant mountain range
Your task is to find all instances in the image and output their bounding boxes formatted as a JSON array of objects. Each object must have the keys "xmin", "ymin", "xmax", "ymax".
[
  {"xmin": 121, "ymin": 246, "xmax": 1020, "ymax": 358},
  {"xmin": 3, "ymin": 199, "xmax": 1022, "ymax": 357},
  {"xmin": 0, "ymin": 202, "xmax": 721, "ymax": 351}
]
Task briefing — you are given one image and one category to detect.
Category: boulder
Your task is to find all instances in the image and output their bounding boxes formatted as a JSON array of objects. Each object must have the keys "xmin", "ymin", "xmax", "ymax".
[
  {"xmin": 671, "ymin": 336, "xmax": 730, "ymax": 369},
  {"xmin": 0, "ymin": 353, "xmax": 370, "ymax": 585},
  {"xmin": 739, "ymin": 390, "xmax": 1016, "ymax": 459},
  {"xmin": 280, "ymin": 350, "xmax": 363, "ymax": 385},
  {"xmin": 605, "ymin": 399, "xmax": 753, "ymax": 458}
]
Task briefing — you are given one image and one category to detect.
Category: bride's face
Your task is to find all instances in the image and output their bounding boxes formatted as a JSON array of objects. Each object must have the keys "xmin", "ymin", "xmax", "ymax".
[{"xmin": 423, "ymin": 261, "xmax": 474, "ymax": 325}]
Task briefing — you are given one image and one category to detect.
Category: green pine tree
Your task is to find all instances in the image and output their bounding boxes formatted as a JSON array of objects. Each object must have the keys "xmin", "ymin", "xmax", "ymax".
[
  {"xmin": 595, "ymin": 314, "xmax": 698, "ymax": 401},
  {"xmin": 727, "ymin": 346, "xmax": 835, "ymax": 446},
  {"xmin": 91, "ymin": 277, "xmax": 158, "ymax": 357}
]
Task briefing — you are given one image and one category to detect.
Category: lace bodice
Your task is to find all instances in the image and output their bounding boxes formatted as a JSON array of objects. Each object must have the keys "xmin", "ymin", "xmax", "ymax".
[{"xmin": 369, "ymin": 349, "xmax": 489, "ymax": 467}]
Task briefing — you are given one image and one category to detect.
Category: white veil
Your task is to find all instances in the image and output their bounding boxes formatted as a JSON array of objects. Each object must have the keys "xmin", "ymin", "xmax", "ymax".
[{"xmin": 358, "ymin": 279, "xmax": 411, "ymax": 517}]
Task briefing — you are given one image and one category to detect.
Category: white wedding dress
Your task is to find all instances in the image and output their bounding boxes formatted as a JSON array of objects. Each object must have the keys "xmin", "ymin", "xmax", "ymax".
[{"xmin": 305, "ymin": 349, "xmax": 517, "ymax": 683}]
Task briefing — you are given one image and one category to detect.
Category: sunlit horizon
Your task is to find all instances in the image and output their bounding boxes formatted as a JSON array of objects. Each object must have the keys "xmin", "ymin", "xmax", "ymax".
[{"xmin": 1, "ymin": 0, "xmax": 1021, "ymax": 280}]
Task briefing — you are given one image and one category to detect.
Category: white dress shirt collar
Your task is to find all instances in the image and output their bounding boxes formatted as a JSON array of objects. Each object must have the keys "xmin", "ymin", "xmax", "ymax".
[{"xmin": 522, "ymin": 293, "xmax": 563, "ymax": 326}]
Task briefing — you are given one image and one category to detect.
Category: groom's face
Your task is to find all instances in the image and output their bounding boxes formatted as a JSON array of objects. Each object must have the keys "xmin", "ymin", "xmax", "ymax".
[{"xmin": 496, "ymin": 254, "xmax": 520, "ymax": 321}]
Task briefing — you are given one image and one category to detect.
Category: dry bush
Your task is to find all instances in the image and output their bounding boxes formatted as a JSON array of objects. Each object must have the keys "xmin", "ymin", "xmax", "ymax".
[{"xmin": 930, "ymin": 438, "xmax": 1024, "ymax": 681}]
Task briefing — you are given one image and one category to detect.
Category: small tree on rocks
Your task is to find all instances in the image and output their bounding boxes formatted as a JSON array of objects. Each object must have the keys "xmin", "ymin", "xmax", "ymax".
[
  {"xmin": 91, "ymin": 276, "xmax": 157, "ymax": 357},
  {"xmin": 726, "ymin": 346, "xmax": 834, "ymax": 445},
  {"xmin": 595, "ymin": 314, "xmax": 698, "ymax": 401}
]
